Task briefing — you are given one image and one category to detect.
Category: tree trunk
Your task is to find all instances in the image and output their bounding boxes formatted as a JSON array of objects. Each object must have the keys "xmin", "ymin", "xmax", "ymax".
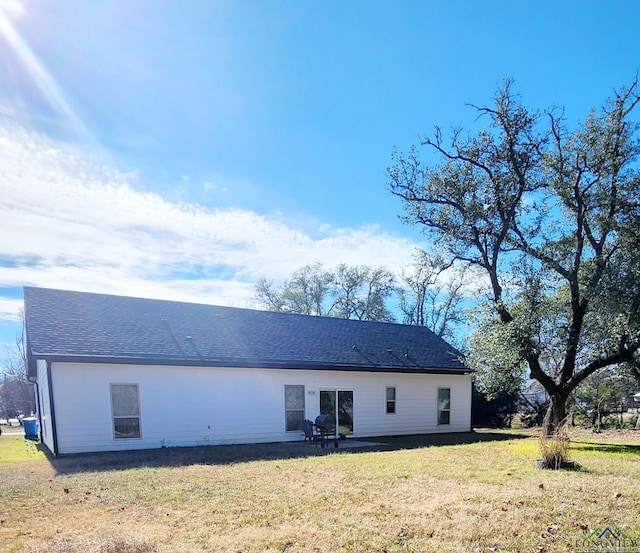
[
  {"xmin": 635, "ymin": 413, "xmax": 640, "ymax": 430},
  {"xmin": 542, "ymin": 393, "xmax": 568, "ymax": 436},
  {"xmin": 591, "ymin": 398, "xmax": 605, "ymax": 432}
]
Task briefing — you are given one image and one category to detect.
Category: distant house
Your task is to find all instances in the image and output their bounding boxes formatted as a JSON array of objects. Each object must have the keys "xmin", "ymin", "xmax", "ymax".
[{"xmin": 24, "ymin": 287, "xmax": 472, "ymax": 455}]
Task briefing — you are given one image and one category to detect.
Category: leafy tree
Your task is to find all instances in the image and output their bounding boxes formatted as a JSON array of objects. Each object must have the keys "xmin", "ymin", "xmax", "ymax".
[
  {"xmin": 574, "ymin": 368, "xmax": 638, "ymax": 431},
  {"xmin": 388, "ymin": 78, "xmax": 640, "ymax": 434},
  {"xmin": 254, "ymin": 263, "xmax": 396, "ymax": 322},
  {"xmin": 467, "ymin": 307, "xmax": 525, "ymax": 397},
  {"xmin": 466, "ymin": 302, "xmax": 530, "ymax": 427}
]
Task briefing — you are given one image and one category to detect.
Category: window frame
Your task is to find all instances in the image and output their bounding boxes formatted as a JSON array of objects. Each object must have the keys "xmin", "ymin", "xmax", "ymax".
[
  {"xmin": 284, "ymin": 384, "xmax": 305, "ymax": 432},
  {"xmin": 437, "ymin": 387, "xmax": 451, "ymax": 425},
  {"xmin": 385, "ymin": 386, "xmax": 396, "ymax": 414},
  {"xmin": 110, "ymin": 383, "xmax": 142, "ymax": 440}
]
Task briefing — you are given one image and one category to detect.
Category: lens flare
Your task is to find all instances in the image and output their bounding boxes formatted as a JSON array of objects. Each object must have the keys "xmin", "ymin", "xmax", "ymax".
[{"xmin": 0, "ymin": 2, "xmax": 91, "ymax": 139}]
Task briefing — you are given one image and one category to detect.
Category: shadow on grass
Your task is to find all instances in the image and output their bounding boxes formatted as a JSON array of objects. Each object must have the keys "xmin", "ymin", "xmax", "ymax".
[
  {"xmin": 571, "ymin": 442, "xmax": 640, "ymax": 455},
  {"xmin": 36, "ymin": 441, "xmax": 56, "ymax": 460},
  {"xmin": 376, "ymin": 430, "xmax": 528, "ymax": 450},
  {"xmin": 46, "ymin": 429, "xmax": 529, "ymax": 475}
]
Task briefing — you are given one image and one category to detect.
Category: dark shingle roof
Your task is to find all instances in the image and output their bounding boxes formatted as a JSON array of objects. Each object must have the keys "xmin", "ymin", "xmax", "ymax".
[{"xmin": 24, "ymin": 287, "xmax": 468, "ymax": 374}]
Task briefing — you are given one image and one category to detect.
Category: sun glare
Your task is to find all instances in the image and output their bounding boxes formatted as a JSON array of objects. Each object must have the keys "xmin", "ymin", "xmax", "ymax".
[
  {"xmin": 0, "ymin": 1, "xmax": 91, "ymax": 140},
  {"xmin": 0, "ymin": 0, "xmax": 24, "ymax": 19}
]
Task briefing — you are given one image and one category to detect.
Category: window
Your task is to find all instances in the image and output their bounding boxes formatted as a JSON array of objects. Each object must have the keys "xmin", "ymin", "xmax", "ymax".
[
  {"xmin": 285, "ymin": 385, "xmax": 305, "ymax": 431},
  {"xmin": 386, "ymin": 387, "xmax": 396, "ymax": 414},
  {"xmin": 111, "ymin": 384, "xmax": 141, "ymax": 439},
  {"xmin": 438, "ymin": 388, "xmax": 450, "ymax": 425}
]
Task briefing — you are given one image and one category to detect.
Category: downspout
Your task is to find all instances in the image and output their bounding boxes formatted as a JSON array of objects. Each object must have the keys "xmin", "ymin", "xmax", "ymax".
[
  {"xmin": 27, "ymin": 366, "xmax": 42, "ymax": 441},
  {"xmin": 33, "ymin": 381, "xmax": 42, "ymax": 441},
  {"xmin": 25, "ymin": 320, "xmax": 41, "ymax": 441},
  {"xmin": 45, "ymin": 359, "xmax": 59, "ymax": 456}
]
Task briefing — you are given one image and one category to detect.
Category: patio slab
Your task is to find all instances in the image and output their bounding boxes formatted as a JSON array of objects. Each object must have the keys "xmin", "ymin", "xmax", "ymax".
[{"xmin": 336, "ymin": 440, "xmax": 385, "ymax": 449}]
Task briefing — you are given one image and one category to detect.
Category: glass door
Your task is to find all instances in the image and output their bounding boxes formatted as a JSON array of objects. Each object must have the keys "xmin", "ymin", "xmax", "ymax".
[
  {"xmin": 337, "ymin": 391, "xmax": 354, "ymax": 436},
  {"xmin": 319, "ymin": 390, "xmax": 354, "ymax": 437}
]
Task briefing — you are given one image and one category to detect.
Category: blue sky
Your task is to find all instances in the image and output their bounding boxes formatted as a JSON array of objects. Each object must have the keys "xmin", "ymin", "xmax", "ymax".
[{"xmin": 0, "ymin": 0, "xmax": 638, "ymax": 348}]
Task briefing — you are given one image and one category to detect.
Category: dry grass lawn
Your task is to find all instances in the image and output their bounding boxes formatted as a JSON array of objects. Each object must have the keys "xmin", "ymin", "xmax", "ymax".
[{"xmin": 0, "ymin": 428, "xmax": 639, "ymax": 552}]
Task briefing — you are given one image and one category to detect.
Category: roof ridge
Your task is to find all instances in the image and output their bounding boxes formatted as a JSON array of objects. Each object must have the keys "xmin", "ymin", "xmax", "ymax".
[{"xmin": 24, "ymin": 285, "xmax": 453, "ymax": 331}]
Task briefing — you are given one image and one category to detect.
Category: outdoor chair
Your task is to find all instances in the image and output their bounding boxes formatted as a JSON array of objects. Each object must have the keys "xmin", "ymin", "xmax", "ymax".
[{"xmin": 302, "ymin": 419, "xmax": 322, "ymax": 447}]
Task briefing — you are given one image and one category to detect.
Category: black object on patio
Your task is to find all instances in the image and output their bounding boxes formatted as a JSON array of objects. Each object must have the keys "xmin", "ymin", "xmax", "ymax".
[{"xmin": 314, "ymin": 415, "xmax": 339, "ymax": 448}]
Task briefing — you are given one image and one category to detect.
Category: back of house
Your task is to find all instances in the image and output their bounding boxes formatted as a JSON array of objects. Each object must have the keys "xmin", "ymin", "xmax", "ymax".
[{"xmin": 24, "ymin": 286, "xmax": 472, "ymax": 455}]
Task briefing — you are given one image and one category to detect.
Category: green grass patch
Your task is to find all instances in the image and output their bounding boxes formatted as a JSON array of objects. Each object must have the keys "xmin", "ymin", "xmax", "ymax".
[{"xmin": 0, "ymin": 434, "xmax": 48, "ymax": 465}]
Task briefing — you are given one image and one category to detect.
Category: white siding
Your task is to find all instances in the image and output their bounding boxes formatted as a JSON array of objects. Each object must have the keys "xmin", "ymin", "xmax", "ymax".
[
  {"xmin": 48, "ymin": 362, "xmax": 472, "ymax": 455},
  {"xmin": 36, "ymin": 359, "xmax": 55, "ymax": 453}
]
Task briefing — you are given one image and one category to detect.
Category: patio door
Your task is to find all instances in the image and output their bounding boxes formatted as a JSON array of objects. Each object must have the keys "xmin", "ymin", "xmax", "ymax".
[{"xmin": 319, "ymin": 390, "xmax": 354, "ymax": 437}]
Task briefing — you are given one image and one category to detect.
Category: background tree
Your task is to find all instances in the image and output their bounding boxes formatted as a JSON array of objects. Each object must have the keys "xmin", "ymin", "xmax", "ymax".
[
  {"xmin": 332, "ymin": 264, "xmax": 395, "ymax": 322},
  {"xmin": 255, "ymin": 262, "xmax": 334, "ymax": 315},
  {"xmin": 1, "ymin": 312, "xmax": 35, "ymax": 421},
  {"xmin": 574, "ymin": 368, "xmax": 638, "ymax": 431},
  {"xmin": 388, "ymin": 78, "xmax": 640, "ymax": 434},
  {"xmin": 397, "ymin": 248, "xmax": 468, "ymax": 342},
  {"xmin": 254, "ymin": 263, "xmax": 396, "ymax": 322}
]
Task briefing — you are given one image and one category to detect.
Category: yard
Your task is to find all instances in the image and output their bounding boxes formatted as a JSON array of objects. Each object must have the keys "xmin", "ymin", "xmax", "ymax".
[{"xmin": 0, "ymin": 429, "xmax": 639, "ymax": 553}]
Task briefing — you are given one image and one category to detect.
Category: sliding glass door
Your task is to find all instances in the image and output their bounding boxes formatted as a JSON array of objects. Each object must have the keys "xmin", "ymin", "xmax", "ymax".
[{"xmin": 320, "ymin": 390, "xmax": 354, "ymax": 436}]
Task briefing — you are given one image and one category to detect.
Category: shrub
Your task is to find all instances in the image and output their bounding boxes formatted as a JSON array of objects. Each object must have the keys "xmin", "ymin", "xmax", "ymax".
[{"xmin": 537, "ymin": 428, "xmax": 571, "ymax": 470}]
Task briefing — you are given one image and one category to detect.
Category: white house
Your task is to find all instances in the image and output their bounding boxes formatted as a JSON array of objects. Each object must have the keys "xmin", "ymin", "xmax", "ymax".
[{"xmin": 24, "ymin": 287, "xmax": 472, "ymax": 455}]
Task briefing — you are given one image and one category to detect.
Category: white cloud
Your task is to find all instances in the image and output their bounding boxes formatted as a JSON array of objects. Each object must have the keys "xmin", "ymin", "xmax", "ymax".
[
  {"xmin": 0, "ymin": 296, "xmax": 23, "ymax": 322},
  {"xmin": 0, "ymin": 117, "xmax": 421, "ymax": 323}
]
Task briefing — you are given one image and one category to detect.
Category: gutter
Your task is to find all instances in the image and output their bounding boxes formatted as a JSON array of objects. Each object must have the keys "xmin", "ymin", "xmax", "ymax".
[{"xmin": 30, "ymin": 352, "xmax": 472, "ymax": 375}]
